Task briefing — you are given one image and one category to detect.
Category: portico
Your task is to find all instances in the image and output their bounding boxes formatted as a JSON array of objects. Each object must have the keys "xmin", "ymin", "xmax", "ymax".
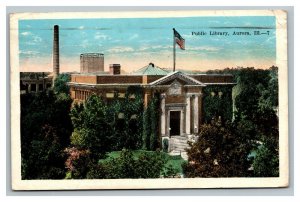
[{"xmin": 149, "ymin": 71, "xmax": 205, "ymax": 137}]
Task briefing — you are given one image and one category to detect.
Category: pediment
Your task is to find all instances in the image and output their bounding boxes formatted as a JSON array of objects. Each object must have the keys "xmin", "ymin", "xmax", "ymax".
[
  {"xmin": 149, "ymin": 71, "xmax": 206, "ymax": 86},
  {"xmin": 168, "ymin": 80, "xmax": 182, "ymax": 95}
]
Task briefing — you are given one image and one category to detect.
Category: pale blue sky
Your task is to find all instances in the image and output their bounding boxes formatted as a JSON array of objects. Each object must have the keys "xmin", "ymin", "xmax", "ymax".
[{"xmin": 19, "ymin": 16, "xmax": 276, "ymax": 72}]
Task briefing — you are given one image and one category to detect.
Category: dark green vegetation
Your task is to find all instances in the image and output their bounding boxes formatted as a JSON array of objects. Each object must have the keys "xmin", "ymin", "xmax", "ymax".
[
  {"xmin": 104, "ymin": 150, "xmax": 185, "ymax": 175},
  {"xmin": 64, "ymin": 149, "xmax": 183, "ymax": 179},
  {"xmin": 21, "ymin": 67, "xmax": 279, "ymax": 179},
  {"xmin": 203, "ymin": 85, "xmax": 233, "ymax": 123},
  {"xmin": 66, "ymin": 88, "xmax": 168, "ymax": 179},
  {"xmin": 82, "ymin": 150, "xmax": 183, "ymax": 179},
  {"xmin": 252, "ymin": 137, "xmax": 279, "ymax": 177},
  {"xmin": 21, "ymin": 73, "xmax": 73, "ymax": 179},
  {"xmin": 70, "ymin": 88, "xmax": 145, "ymax": 157},
  {"xmin": 183, "ymin": 121, "xmax": 253, "ymax": 177},
  {"xmin": 184, "ymin": 66, "xmax": 279, "ymax": 177},
  {"xmin": 142, "ymin": 93, "xmax": 160, "ymax": 150},
  {"xmin": 21, "ymin": 90, "xmax": 72, "ymax": 179},
  {"xmin": 53, "ymin": 74, "xmax": 71, "ymax": 95}
]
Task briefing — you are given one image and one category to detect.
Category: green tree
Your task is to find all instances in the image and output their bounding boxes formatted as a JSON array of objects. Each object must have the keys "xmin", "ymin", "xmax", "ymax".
[
  {"xmin": 21, "ymin": 90, "xmax": 73, "ymax": 179},
  {"xmin": 53, "ymin": 73, "xmax": 71, "ymax": 95},
  {"xmin": 233, "ymin": 68, "xmax": 270, "ymax": 121},
  {"xmin": 200, "ymin": 66, "xmax": 279, "ymax": 177},
  {"xmin": 251, "ymin": 67, "xmax": 279, "ymax": 177},
  {"xmin": 183, "ymin": 121, "xmax": 252, "ymax": 177},
  {"xmin": 142, "ymin": 106, "xmax": 151, "ymax": 150},
  {"xmin": 258, "ymin": 66, "xmax": 278, "ymax": 110},
  {"xmin": 203, "ymin": 85, "xmax": 233, "ymax": 123},
  {"xmin": 69, "ymin": 95, "xmax": 112, "ymax": 160},
  {"xmin": 253, "ymin": 137, "xmax": 279, "ymax": 177},
  {"xmin": 69, "ymin": 102, "xmax": 85, "ymax": 129},
  {"xmin": 149, "ymin": 94, "xmax": 160, "ymax": 150},
  {"xmin": 70, "ymin": 86, "xmax": 145, "ymax": 162}
]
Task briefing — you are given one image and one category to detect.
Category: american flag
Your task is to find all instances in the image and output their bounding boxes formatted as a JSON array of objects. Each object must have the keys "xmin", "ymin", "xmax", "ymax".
[{"xmin": 174, "ymin": 29, "xmax": 185, "ymax": 50}]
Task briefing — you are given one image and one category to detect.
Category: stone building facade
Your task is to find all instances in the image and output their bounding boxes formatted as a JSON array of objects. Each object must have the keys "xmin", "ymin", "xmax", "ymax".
[
  {"xmin": 69, "ymin": 63, "xmax": 235, "ymax": 139},
  {"xmin": 20, "ymin": 72, "xmax": 53, "ymax": 94}
]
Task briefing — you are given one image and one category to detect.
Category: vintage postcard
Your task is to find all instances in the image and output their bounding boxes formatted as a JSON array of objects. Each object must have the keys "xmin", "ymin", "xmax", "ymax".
[{"xmin": 10, "ymin": 10, "xmax": 288, "ymax": 190}]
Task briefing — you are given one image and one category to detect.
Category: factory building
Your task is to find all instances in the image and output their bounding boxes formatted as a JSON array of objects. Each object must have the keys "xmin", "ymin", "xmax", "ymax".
[{"xmin": 20, "ymin": 72, "xmax": 52, "ymax": 94}]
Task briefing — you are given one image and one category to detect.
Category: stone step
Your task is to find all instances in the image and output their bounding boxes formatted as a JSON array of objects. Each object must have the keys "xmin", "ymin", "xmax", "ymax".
[
  {"xmin": 171, "ymin": 137, "xmax": 188, "ymax": 140},
  {"xmin": 171, "ymin": 142, "xmax": 189, "ymax": 146},
  {"xmin": 171, "ymin": 138, "xmax": 188, "ymax": 142},
  {"xmin": 172, "ymin": 147, "xmax": 190, "ymax": 151},
  {"xmin": 171, "ymin": 141, "xmax": 188, "ymax": 144},
  {"xmin": 170, "ymin": 136, "xmax": 188, "ymax": 140},
  {"xmin": 169, "ymin": 135, "xmax": 191, "ymax": 160},
  {"xmin": 171, "ymin": 144, "xmax": 187, "ymax": 147},
  {"xmin": 170, "ymin": 150, "xmax": 188, "ymax": 161},
  {"xmin": 172, "ymin": 141, "xmax": 189, "ymax": 145},
  {"xmin": 171, "ymin": 145, "xmax": 190, "ymax": 150},
  {"xmin": 172, "ymin": 142, "xmax": 189, "ymax": 146}
]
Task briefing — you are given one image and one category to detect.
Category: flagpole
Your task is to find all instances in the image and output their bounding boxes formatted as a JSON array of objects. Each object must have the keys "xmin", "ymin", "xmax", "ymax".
[{"xmin": 173, "ymin": 28, "xmax": 176, "ymax": 72}]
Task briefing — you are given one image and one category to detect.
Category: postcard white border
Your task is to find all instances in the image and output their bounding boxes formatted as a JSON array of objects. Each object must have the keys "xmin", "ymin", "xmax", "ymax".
[{"xmin": 10, "ymin": 10, "xmax": 288, "ymax": 190}]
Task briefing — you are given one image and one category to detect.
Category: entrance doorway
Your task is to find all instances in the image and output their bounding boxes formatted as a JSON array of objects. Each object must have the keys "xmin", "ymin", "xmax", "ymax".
[{"xmin": 170, "ymin": 111, "xmax": 181, "ymax": 136}]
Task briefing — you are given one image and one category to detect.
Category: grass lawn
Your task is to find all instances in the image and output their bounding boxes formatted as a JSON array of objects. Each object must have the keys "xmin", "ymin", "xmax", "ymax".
[
  {"xmin": 104, "ymin": 150, "xmax": 187, "ymax": 174},
  {"xmin": 164, "ymin": 156, "xmax": 186, "ymax": 174}
]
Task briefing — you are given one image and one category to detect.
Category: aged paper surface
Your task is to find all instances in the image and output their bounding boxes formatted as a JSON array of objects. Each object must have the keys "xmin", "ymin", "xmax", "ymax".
[{"xmin": 10, "ymin": 10, "xmax": 288, "ymax": 190}]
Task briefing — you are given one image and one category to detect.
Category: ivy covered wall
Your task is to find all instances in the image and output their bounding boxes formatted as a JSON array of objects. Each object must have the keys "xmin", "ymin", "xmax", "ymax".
[
  {"xmin": 142, "ymin": 92, "xmax": 160, "ymax": 151},
  {"xmin": 203, "ymin": 85, "xmax": 233, "ymax": 123}
]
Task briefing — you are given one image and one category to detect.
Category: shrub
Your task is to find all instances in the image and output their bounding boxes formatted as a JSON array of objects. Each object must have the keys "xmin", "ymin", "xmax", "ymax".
[
  {"xmin": 162, "ymin": 164, "xmax": 180, "ymax": 178},
  {"xmin": 86, "ymin": 149, "xmax": 168, "ymax": 179},
  {"xmin": 135, "ymin": 150, "xmax": 167, "ymax": 178},
  {"xmin": 64, "ymin": 147, "xmax": 91, "ymax": 179},
  {"xmin": 253, "ymin": 137, "xmax": 279, "ymax": 177}
]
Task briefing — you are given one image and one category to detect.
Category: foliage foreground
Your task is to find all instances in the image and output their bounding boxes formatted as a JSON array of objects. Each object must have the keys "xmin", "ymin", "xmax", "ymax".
[
  {"xmin": 20, "ymin": 67, "xmax": 279, "ymax": 179},
  {"xmin": 65, "ymin": 149, "xmax": 184, "ymax": 179}
]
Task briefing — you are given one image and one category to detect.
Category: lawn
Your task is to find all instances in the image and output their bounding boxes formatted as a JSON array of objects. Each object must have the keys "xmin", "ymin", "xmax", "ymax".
[
  {"xmin": 164, "ymin": 155, "xmax": 186, "ymax": 174},
  {"xmin": 104, "ymin": 150, "xmax": 187, "ymax": 174}
]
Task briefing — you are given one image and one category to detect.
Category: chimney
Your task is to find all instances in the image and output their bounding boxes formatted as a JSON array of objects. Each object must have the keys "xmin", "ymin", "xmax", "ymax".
[
  {"xmin": 52, "ymin": 25, "xmax": 59, "ymax": 84},
  {"xmin": 109, "ymin": 64, "xmax": 121, "ymax": 75}
]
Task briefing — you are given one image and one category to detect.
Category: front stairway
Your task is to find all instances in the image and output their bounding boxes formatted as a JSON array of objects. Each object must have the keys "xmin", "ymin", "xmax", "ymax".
[{"xmin": 169, "ymin": 135, "xmax": 190, "ymax": 160}]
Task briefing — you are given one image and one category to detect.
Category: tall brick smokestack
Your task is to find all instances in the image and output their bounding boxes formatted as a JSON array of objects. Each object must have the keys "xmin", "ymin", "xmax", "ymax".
[{"xmin": 52, "ymin": 25, "xmax": 59, "ymax": 84}]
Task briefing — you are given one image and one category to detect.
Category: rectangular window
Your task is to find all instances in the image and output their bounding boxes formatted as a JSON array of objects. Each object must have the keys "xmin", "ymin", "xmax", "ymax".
[
  {"xmin": 31, "ymin": 84, "xmax": 36, "ymax": 92},
  {"xmin": 39, "ymin": 84, "xmax": 43, "ymax": 91},
  {"xmin": 106, "ymin": 93, "xmax": 114, "ymax": 98}
]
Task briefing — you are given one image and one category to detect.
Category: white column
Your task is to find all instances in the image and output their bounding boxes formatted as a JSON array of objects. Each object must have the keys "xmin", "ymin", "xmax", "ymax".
[
  {"xmin": 193, "ymin": 95, "xmax": 199, "ymax": 134},
  {"xmin": 185, "ymin": 95, "xmax": 191, "ymax": 134},
  {"xmin": 167, "ymin": 110, "xmax": 170, "ymax": 137},
  {"xmin": 180, "ymin": 110, "xmax": 184, "ymax": 135},
  {"xmin": 160, "ymin": 94, "xmax": 166, "ymax": 136},
  {"xmin": 28, "ymin": 84, "xmax": 31, "ymax": 92},
  {"xmin": 36, "ymin": 83, "xmax": 39, "ymax": 92}
]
